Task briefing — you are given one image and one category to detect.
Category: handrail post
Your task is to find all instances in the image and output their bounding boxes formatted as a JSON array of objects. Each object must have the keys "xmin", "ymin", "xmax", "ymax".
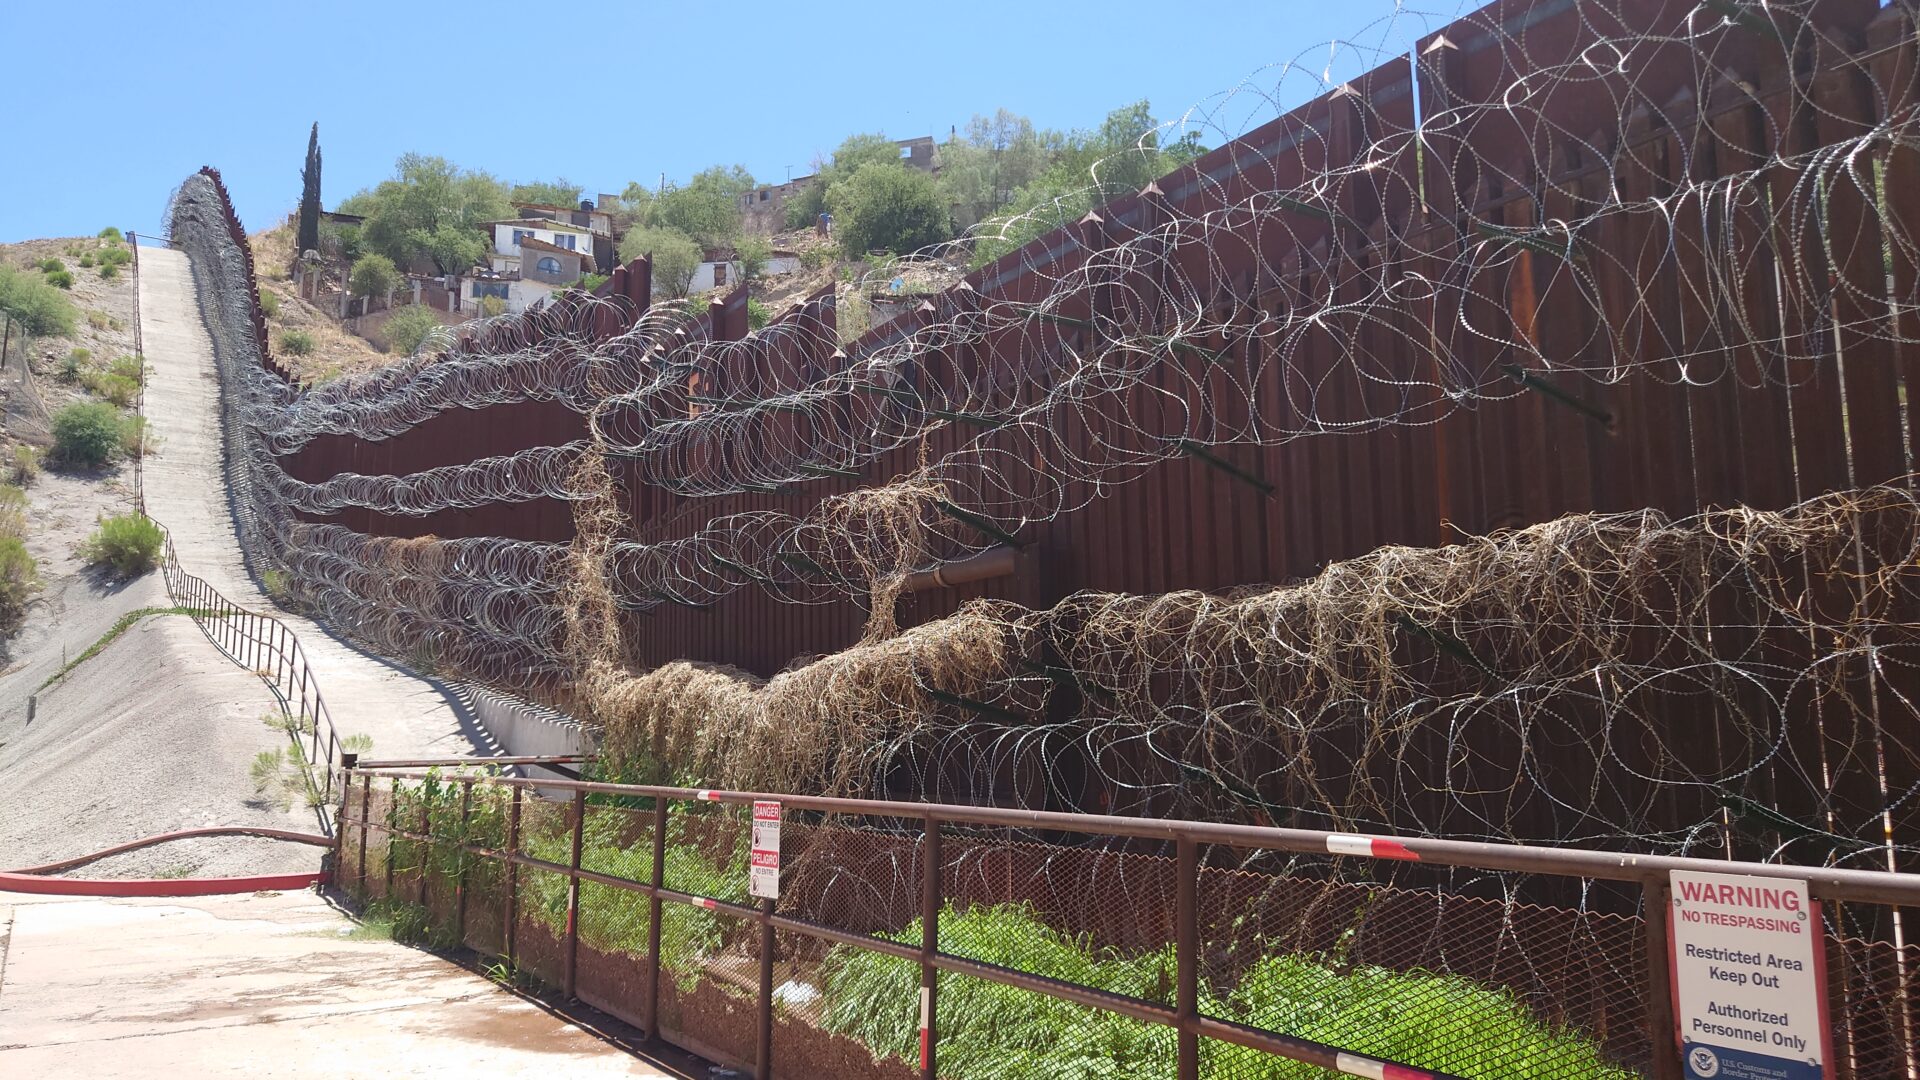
[
  {"xmin": 455, "ymin": 778, "xmax": 473, "ymax": 947},
  {"xmin": 356, "ymin": 772, "xmax": 371, "ymax": 896},
  {"xmin": 920, "ymin": 815, "xmax": 942, "ymax": 1080},
  {"xmin": 647, "ymin": 795, "xmax": 667, "ymax": 1040},
  {"xmin": 565, "ymin": 788, "xmax": 586, "ymax": 999},
  {"xmin": 1176, "ymin": 834, "xmax": 1199, "ymax": 1080},
  {"xmin": 505, "ymin": 787, "xmax": 524, "ymax": 969},
  {"xmin": 757, "ymin": 895, "xmax": 775, "ymax": 1079},
  {"xmin": 383, "ymin": 776, "xmax": 399, "ymax": 899},
  {"xmin": 333, "ymin": 753, "xmax": 357, "ymax": 876},
  {"xmin": 416, "ymin": 795, "xmax": 431, "ymax": 908},
  {"xmin": 1643, "ymin": 876, "xmax": 1682, "ymax": 1080}
]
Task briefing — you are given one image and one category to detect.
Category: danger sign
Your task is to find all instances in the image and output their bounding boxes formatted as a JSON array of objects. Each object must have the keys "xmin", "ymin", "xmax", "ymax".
[
  {"xmin": 750, "ymin": 800, "xmax": 781, "ymax": 900},
  {"xmin": 1669, "ymin": 870, "xmax": 1830, "ymax": 1080}
]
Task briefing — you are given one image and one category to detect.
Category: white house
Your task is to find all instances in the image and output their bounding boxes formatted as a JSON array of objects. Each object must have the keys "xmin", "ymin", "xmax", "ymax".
[
  {"xmin": 481, "ymin": 218, "xmax": 596, "ymax": 274},
  {"xmin": 686, "ymin": 247, "xmax": 803, "ymax": 294}
]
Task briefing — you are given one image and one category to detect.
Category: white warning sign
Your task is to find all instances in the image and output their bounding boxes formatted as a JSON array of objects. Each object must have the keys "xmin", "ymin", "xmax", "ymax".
[
  {"xmin": 750, "ymin": 800, "xmax": 781, "ymax": 900},
  {"xmin": 1669, "ymin": 870, "xmax": 1829, "ymax": 1080}
]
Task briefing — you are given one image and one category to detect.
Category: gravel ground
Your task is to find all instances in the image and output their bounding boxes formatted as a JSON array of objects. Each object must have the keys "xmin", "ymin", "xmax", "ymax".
[{"xmin": 0, "ymin": 614, "xmax": 322, "ymax": 877}]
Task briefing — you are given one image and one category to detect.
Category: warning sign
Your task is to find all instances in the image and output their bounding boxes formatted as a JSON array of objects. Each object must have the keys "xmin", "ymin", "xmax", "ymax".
[
  {"xmin": 750, "ymin": 800, "xmax": 781, "ymax": 900},
  {"xmin": 1669, "ymin": 870, "xmax": 1829, "ymax": 1080}
]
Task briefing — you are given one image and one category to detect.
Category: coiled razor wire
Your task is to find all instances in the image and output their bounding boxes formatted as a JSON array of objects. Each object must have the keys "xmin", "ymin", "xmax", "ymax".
[{"xmin": 169, "ymin": 0, "xmax": 1920, "ymax": 865}]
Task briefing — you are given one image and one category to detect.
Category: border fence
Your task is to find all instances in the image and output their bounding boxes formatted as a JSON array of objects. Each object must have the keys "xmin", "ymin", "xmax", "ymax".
[{"xmin": 337, "ymin": 757, "xmax": 1920, "ymax": 1080}]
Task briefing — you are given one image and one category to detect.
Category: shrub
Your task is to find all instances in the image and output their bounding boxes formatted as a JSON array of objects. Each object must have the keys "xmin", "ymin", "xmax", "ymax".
[
  {"xmin": 383, "ymin": 305, "xmax": 443, "ymax": 356},
  {"xmin": 77, "ymin": 512, "xmax": 164, "ymax": 576},
  {"xmin": 98, "ymin": 226, "xmax": 123, "ymax": 242},
  {"xmin": 97, "ymin": 263, "xmax": 119, "ymax": 282},
  {"xmin": 51, "ymin": 400, "xmax": 127, "ymax": 466},
  {"xmin": 11, "ymin": 445, "xmax": 39, "ymax": 486},
  {"xmin": 747, "ymin": 297, "xmax": 770, "ymax": 332},
  {"xmin": 43, "ymin": 269, "xmax": 74, "ymax": 290},
  {"xmin": 59, "ymin": 348, "xmax": 90, "ymax": 382},
  {"xmin": 0, "ymin": 267, "xmax": 75, "ymax": 336},
  {"xmin": 277, "ymin": 329, "xmax": 315, "ymax": 356},
  {"xmin": 79, "ymin": 254, "xmax": 95, "ymax": 268},
  {"xmin": 0, "ymin": 536, "xmax": 37, "ymax": 632},
  {"xmin": 109, "ymin": 354, "xmax": 141, "ymax": 380},
  {"xmin": 349, "ymin": 253, "xmax": 400, "ymax": 299},
  {"xmin": 85, "ymin": 310, "xmax": 112, "ymax": 331},
  {"xmin": 477, "ymin": 295, "xmax": 507, "ymax": 318},
  {"xmin": 83, "ymin": 371, "xmax": 139, "ymax": 407},
  {"xmin": 259, "ymin": 289, "xmax": 281, "ymax": 318},
  {"xmin": 617, "ymin": 226, "xmax": 703, "ymax": 299},
  {"xmin": 0, "ymin": 483, "xmax": 25, "ymax": 539},
  {"xmin": 37, "ymin": 258, "xmax": 64, "ymax": 274},
  {"xmin": 97, "ymin": 245, "xmax": 131, "ymax": 269},
  {"xmin": 828, "ymin": 162, "xmax": 951, "ymax": 255}
]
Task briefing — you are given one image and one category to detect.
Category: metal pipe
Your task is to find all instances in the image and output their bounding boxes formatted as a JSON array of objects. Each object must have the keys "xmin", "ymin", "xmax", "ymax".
[
  {"xmin": 1176, "ymin": 835, "xmax": 1199, "ymax": 1080},
  {"xmin": 757, "ymin": 897, "xmax": 775, "ymax": 1079},
  {"xmin": 901, "ymin": 545, "xmax": 1019, "ymax": 593},
  {"xmin": 647, "ymin": 796, "xmax": 667, "ymax": 1039},
  {"xmin": 504, "ymin": 787, "xmax": 523, "ymax": 968}
]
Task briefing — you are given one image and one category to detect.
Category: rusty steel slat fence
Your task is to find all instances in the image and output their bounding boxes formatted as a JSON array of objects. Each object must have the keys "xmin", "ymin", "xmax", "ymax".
[{"xmin": 335, "ymin": 758, "xmax": 1920, "ymax": 1080}]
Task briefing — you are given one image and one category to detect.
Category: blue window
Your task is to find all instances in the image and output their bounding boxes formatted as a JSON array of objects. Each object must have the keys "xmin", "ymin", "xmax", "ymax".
[
  {"xmin": 511, "ymin": 229, "xmax": 530, "ymax": 247},
  {"xmin": 536, "ymin": 257, "xmax": 561, "ymax": 275}
]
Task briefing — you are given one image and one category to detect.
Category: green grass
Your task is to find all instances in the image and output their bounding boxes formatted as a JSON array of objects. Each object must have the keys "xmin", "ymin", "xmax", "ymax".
[
  {"xmin": 0, "ymin": 264, "xmax": 78, "ymax": 336},
  {"xmin": 818, "ymin": 902, "xmax": 1638, "ymax": 1080},
  {"xmin": 277, "ymin": 328, "xmax": 314, "ymax": 356},
  {"xmin": 38, "ymin": 605, "xmax": 222, "ymax": 690}
]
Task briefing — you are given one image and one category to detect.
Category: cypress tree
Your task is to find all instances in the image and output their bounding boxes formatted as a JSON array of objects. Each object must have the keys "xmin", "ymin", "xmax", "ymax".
[{"xmin": 296, "ymin": 123, "xmax": 322, "ymax": 256}]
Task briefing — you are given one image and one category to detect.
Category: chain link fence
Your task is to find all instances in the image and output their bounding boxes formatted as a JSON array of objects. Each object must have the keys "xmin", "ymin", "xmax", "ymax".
[{"xmin": 333, "ymin": 760, "xmax": 1920, "ymax": 1080}]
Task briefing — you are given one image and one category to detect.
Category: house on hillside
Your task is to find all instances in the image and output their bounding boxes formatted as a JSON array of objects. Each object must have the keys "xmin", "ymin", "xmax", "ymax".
[
  {"xmin": 481, "ymin": 217, "xmax": 597, "ymax": 275},
  {"xmin": 459, "ymin": 225, "xmax": 602, "ymax": 315},
  {"xmin": 687, "ymin": 246, "xmax": 802, "ymax": 294},
  {"xmin": 739, "ymin": 137, "xmax": 938, "ymax": 235},
  {"xmin": 511, "ymin": 200, "xmax": 616, "ymax": 271}
]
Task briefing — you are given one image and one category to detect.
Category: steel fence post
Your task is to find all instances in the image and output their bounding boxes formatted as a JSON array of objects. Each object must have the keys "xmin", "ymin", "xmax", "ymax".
[
  {"xmin": 356, "ymin": 773, "xmax": 371, "ymax": 896},
  {"xmin": 384, "ymin": 777, "xmax": 399, "ymax": 899},
  {"xmin": 455, "ymin": 778, "xmax": 473, "ymax": 947},
  {"xmin": 758, "ymin": 892, "xmax": 775, "ymax": 1079},
  {"xmin": 1643, "ymin": 876, "xmax": 1682, "ymax": 1080},
  {"xmin": 505, "ymin": 786, "xmax": 524, "ymax": 968},
  {"xmin": 920, "ymin": 815, "xmax": 942, "ymax": 1080},
  {"xmin": 333, "ymin": 753, "xmax": 357, "ymax": 877},
  {"xmin": 647, "ymin": 795, "xmax": 667, "ymax": 1040},
  {"xmin": 565, "ymin": 789, "xmax": 586, "ymax": 999},
  {"xmin": 416, "ymin": 795, "xmax": 431, "ymax": 909},
  {"xmin": 1177, "ymin": 834, "xmax": 1199, "ymax": 1080}
]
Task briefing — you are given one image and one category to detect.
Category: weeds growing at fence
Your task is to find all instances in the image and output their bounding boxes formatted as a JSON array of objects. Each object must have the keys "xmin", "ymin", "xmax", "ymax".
[
  {"xmin": 37, "ymin": 605, "xmax": 224, "ymax": 690},
  {"xmin": 819, "ymin": 901, "xmax": 1636, "ymax": 1080},
  {"xmin": 77, "ymin": 512, "xmax": 164, "ymax": 575}
]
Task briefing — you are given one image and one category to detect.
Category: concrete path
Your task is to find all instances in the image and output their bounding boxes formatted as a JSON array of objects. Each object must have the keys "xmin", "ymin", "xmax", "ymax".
[
  {"xmin": 136, "ymin": 245, "xmax": 484, "ymax": 763},
  {"xmin": 0, "ymin": 889, "xmax": 677, "ymax": 1078}
]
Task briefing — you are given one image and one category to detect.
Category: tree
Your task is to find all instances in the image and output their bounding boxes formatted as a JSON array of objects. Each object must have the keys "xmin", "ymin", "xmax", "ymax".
[
  {"xmin": 654, "ymin": 165, "xmax": 754, "ymax": 249},
  {"xmin": 384, "ymin": 304, "xmax": 444, "ymax": 356},
  {"xmin": 297, "ymin": 123, "xmax": 322, "ymax": 257},
  {"xmin": 349, "ymin": 253, "xmax": 400, "ymax": 299},
  {"xmin": 511, "ymin": 178, "xmax": 583, "ymax": 207},
  {"xmin": 785, "ymin": 133, "xmax": 906, "ymax": 229},
  {"xmin": 734, "ymin": 234, "xmax": 772, "ymax": 286},
  {"xmin": 940, "ymin": 110, "xmax": 1053, "ymax": 231},
  {"xmin": 339, "ymin": 154, "xmax": 512, "ymax": 274},
  {"xmin": 830, "ymin": 163, "xmax": 950, "ymax": 255},
  {"xmin": 618, "ymin": 227, "xmax": 702, "ymax": 299}
]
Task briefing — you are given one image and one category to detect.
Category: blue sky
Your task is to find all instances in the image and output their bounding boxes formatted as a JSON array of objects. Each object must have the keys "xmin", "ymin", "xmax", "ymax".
[{"xmin": 0, "ymin": 1, "xmax": 1458, "ymax": 242}]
